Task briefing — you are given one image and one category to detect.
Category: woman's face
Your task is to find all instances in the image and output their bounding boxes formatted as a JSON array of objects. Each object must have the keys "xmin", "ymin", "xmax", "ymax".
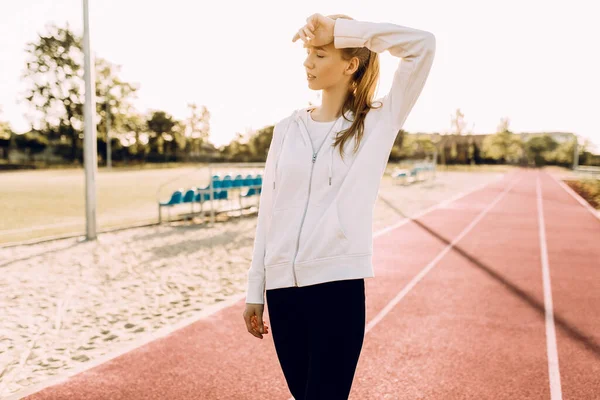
[{"xmin": 303, "ymin": 43, "xmax": 349, "ymax": 91}]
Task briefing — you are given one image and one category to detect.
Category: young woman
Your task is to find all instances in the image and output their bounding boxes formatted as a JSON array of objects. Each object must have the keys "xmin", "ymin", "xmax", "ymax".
[{"xmin": 242, "ymin": 13, "xmax": 436, "ymax": 399}]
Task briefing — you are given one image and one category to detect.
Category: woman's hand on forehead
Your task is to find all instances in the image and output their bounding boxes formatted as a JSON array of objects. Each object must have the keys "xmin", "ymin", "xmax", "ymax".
[{"xmin": 292, "ymin": 13, "xmax": 335, "ymax": 48}]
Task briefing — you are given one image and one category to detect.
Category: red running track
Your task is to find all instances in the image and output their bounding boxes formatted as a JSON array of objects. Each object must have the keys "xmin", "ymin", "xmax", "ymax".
[{"xmin": 21, "ymin": 169, "xmax": 600, "ymax": 400}]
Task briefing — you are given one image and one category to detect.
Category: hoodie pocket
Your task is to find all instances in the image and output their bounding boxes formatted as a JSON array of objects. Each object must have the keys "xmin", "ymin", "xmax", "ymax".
[
  {"xmin": 296, "ymin": 201, "xmax": 352, "ymax": 262},
  {"xmin": 264, "ymin": 207, "xmax": 300, "ymax": 267},
  {"xmin": 338, "ymin": 198, "xmax": 373, "ymax": 255},
  {"xmin": 335, "ymin": 201, "xmax": 349, "ymax": 241}
]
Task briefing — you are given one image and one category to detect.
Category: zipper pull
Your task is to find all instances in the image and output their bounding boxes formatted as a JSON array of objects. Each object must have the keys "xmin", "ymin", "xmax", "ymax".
[{"xmin": 312, "ymin": 153, "xmax": 317, "ymax": 163}]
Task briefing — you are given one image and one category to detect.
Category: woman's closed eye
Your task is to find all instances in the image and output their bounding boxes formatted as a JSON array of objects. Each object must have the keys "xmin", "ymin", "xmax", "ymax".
[{"xmin": 306, "ymin": 50, "xmax": 325, "ymax": 58}]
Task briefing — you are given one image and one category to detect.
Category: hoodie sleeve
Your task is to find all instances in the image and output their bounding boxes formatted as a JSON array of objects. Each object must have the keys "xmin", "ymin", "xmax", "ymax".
[
  {"xmin": 245, "ymin": 120, "xmax": 282, "ymax": 304},
  {"xmin": 333, "ymin": 18, "xmax": 436, "ymax": 133}
]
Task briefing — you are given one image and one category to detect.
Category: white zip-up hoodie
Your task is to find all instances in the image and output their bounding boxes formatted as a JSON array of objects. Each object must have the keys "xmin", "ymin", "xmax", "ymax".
[{"xmin": 245, "ymin": 18, "xmax": 436, "ymax": 304}]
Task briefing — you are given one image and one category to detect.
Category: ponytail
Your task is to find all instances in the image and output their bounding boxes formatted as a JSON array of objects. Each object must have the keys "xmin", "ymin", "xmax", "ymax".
[{"xmin": 327, "ymin": 14, "xmax": 382, "ymax": 160}]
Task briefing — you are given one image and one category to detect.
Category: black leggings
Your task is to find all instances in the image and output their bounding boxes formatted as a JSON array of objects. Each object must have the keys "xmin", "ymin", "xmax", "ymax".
[{"xmin": 266, "ymin": 278, "xmax": 366, "ymax": 400}]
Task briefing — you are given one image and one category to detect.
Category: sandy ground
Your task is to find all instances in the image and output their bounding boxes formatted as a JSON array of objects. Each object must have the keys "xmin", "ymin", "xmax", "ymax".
[{"xmin": 0, "ymin": 171, "xmax": 503, "ymax": 398}]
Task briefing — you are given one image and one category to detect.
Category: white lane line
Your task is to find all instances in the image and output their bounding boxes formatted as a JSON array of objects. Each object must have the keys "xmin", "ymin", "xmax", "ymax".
[
  {"xmin": 536, "ymin": 174, "xmax": 563, "ymax": 400},
  {"xmin": 364, "ymin": 175, "xmax": 520, "ymax": 334}
]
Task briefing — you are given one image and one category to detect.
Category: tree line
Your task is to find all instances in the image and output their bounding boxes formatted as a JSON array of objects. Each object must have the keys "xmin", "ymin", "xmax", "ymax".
[
  {"xmin": 0, "ymin": 24, "xmax": 597, "ymax": 169},
  {"xmin": 388, "ymin": 112, "xmax": 598, "ymax": 167}
]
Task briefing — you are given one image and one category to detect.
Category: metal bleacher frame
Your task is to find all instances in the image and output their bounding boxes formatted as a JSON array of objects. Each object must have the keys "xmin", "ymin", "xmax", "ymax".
[
  {"xmin": 157, "ymin": 168, "xmax": 264, "ymax": 224},
  {"xmin": 391, "ymin": 158, "xmax": 437, "ymax": 186}
]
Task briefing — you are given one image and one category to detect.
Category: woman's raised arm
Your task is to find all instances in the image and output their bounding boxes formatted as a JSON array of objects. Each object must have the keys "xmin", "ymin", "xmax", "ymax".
[{"xmin": 333, "ymin": 18, "xmax": 436, "ymax": 133}]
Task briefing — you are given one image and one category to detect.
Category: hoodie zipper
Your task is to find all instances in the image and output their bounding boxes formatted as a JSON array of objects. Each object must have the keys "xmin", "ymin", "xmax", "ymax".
[
  {"xmin": 290, "ymin": 116, "xmax": 338, "ymax": 287},
  {"xmin": 290, "ymin": 146, "xmax": 318, "ymax": 287}
]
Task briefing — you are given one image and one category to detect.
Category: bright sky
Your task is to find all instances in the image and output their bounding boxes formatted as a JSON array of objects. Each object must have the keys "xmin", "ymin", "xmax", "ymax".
[{"xmin": 1, "ymin": 0, "xmax": 599, "ymax": 151}]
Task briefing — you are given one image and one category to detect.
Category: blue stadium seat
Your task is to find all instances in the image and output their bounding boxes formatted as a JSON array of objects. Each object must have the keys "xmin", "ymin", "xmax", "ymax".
[
  {"xmin": 242, "ymin": 174, "xmax": 254, "ymax": 187},
  {"xmin": 158, "ymin": 189, "xmax": 183, "ymax": 223},
  {"xmin": 231, "ymin": 174, "xmax": 244, "ymax": 188},
  {"xmin": 221, "ymin": 175, "xmax": 233, "ymax": 189}
]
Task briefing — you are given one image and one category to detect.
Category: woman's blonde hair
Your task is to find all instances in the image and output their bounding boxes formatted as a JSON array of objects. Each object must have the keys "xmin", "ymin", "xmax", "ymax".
[{"xmin": 327, "ymin": 14, "xmax": 382, "ymax": 160}]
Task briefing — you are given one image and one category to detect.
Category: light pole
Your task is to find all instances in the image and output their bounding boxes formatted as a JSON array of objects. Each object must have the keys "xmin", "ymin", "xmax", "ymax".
[
  {"xmin": 106, "ymin": 92, "xmax": 111, "ymax": 169},
  {"xmin": 572, "ymin": 133, "xmax": 579, "ymax": 170},
  {"xmin": 82, "ymin": 0, "xmax": 97, "ymax": 240}
]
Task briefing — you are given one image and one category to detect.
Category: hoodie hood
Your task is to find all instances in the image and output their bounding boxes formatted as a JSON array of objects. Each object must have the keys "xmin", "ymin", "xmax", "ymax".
[{"xmin": 272, "ymin": 107, "xmax": 354, "ymax": 191}]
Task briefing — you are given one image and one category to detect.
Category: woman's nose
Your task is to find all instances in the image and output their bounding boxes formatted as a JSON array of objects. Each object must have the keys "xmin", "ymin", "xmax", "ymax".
[{"xmin": 303, "ymin": 57, "xmax": 312, "ymax": 69}]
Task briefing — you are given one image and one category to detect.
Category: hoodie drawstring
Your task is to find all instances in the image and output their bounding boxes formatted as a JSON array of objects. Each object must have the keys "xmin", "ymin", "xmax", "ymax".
[
  {"xmin": 273, "ymin": 108, "xmax": 349, "ymax": 190},
  {"xmin": 328, "ymin": 143, "xmax": 333, "ymax": 186}
]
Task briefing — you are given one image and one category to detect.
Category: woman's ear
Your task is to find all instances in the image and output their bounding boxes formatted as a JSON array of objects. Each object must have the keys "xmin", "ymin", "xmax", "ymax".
[{"xmin": 344, "ymin": 56, "xmax": 360, "ymax": 76}]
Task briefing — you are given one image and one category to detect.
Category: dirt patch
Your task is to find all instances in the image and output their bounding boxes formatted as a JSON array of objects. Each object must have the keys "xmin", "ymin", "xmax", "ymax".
[{"xmin": 564, "ymin": 179, "xmax": 600, "ymax": 209}]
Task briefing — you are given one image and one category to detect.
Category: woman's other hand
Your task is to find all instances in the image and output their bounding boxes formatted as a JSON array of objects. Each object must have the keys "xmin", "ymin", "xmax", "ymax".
[{"xmin": 243, "ymin": 303, "xmax": 270, "ymax": 339}]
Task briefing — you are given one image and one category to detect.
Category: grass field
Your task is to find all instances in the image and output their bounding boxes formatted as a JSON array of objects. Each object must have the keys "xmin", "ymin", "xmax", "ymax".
[{"xmin": 0, "ymin": 163, "xmax": 264, "ymax": 245}]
